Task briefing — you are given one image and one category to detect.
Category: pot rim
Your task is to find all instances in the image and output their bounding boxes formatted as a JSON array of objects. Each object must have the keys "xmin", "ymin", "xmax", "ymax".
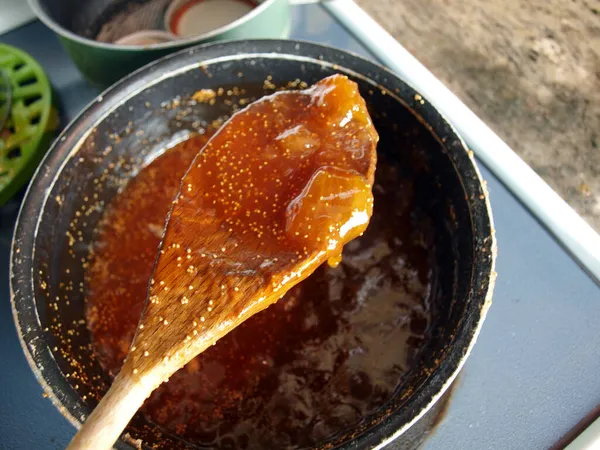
[
  {"xmin": 27, "ymin": 0, "xmax": 286, "ymax": 51},
  {"xmin": 10, "ymin": 39, "xmax": 496, "ymax": 449}
]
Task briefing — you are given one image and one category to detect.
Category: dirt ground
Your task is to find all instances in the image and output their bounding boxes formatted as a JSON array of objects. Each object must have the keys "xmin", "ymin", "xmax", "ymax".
[{"xmin": 357, "ymin": 0, "xmax": 600, "ymax": 231}]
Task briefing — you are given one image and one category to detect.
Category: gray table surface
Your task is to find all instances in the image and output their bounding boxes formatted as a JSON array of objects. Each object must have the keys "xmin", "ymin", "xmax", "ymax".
[{"xmin": 1, "ymin": 4, "xmax": 599, "ymax": 450}]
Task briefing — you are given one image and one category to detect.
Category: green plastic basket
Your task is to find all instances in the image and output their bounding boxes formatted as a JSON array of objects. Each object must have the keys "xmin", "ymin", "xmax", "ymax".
[
  {"xmin": 0, "ymin": 44, "xmax": 57, "ymax": 205},
  {"xmin": 0, "ymin": 69, "xmax": 11, "ymax": 132}
]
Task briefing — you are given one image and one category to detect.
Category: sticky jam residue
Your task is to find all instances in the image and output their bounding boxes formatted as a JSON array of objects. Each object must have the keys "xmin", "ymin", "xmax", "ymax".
[{"xmin": 87, "ymin": 136, "xmax": 434, "ymax": 449}]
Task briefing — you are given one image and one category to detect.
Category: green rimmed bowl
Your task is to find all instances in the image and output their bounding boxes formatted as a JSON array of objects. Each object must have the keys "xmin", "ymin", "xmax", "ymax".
[{"xmin": 28, "ymin": 0, "xmax": 291, "ymax": 87}]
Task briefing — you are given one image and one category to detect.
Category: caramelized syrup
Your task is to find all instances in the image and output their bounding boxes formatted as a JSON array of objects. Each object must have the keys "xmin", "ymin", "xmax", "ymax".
[{"xmin": 87, "ymin": 76, "xmax": 433, "ymax": 448}]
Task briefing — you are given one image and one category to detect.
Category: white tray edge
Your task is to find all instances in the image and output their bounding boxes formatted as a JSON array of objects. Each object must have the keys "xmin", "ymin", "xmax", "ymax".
[{"xmin": 323, "ymin": 0, "xmax": 600, "ymax": 284}]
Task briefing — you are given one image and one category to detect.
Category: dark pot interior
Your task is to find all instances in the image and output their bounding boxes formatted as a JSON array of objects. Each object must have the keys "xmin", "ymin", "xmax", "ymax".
[{"xmin": 11, "ymin": 40, "xmax": 495, "ymax": 449}]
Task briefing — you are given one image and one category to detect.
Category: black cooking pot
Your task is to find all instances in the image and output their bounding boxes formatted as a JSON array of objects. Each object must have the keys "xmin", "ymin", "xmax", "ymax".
[{"xmin": 10, "ymin": 40, "xmax": 496, "ymax": 449}]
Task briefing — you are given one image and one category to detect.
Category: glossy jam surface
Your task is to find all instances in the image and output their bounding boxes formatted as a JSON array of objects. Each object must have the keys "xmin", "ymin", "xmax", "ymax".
[
  {"xmin": 129, "ymin": 75, "xmax": 378, "ymax": 380},
  {"xmin": 87, "ymin": 135, "xmax": 213, "ymax": 370},
  {"xmin": 87, "ymin": 138, "xmax": 434, "ymax": 449}
]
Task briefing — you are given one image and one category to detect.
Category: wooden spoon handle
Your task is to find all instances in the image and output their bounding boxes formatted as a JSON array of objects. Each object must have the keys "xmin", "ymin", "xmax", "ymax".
[{"xmin": 66, "ymin": 372, "xmax": 150, "ymax": 450}]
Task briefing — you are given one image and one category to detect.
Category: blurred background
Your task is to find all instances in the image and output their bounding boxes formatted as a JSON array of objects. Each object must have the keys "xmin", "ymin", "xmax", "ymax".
[
  {"xmin": 1, "ymin": 0, "xmax": 599, "ymax": 230},
  {"xmin": 357, "ymin": 0, "xmax": 600, "ymax": 231}
]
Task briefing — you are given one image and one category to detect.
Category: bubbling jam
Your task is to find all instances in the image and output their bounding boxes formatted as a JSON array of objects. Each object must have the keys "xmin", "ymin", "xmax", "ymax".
[
  {"xmin": 87, "ymin": 75, "xmax": 434, "ymax": 448},
  {"xmin": 87, "ymin": 135, "xmax": 433, "ymax": 449}
]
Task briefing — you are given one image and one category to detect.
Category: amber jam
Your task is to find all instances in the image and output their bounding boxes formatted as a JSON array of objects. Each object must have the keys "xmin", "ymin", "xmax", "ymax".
[
  {"xmin": 130, "ymin": 76, "xmax": 379, "ymax": 379},
  {"xmin": 87, "ymin": 137, "xmax": 433, "ymax": 449},
  {"xmin": 88, "ymin": 76, "xmax": 433, "ymax": 448}
]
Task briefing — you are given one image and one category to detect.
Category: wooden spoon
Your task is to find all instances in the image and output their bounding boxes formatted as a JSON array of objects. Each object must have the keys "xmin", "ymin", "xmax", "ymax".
[{"xmin": 67, "ymin": 74, "xmax": 378, "ymax": 450}]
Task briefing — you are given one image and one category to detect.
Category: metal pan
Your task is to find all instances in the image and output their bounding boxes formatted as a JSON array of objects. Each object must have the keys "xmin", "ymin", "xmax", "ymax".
[{"xmin": 10, "ymin": 40, "xmax": 496, "ymax": 449}]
